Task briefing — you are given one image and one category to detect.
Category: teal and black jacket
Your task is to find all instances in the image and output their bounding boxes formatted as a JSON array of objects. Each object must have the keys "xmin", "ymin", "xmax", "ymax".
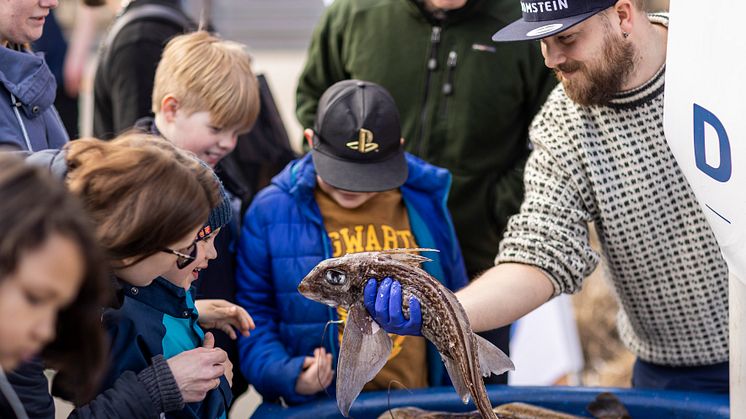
[{"xmin": 102, "ymin": 278, "xmax": 232, "ymax": 418}]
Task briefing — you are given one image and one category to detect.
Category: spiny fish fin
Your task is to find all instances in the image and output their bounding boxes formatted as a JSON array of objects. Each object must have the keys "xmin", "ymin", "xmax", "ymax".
[
  {"xmin": 379, "ymin": 248, "xmax": 438, "ymax": 266},
  {"xmin": 442, "ymin": 354, "xmax": 471, "ymax": 405},
  {"xmin": 475, "ymin": 333, "xmax": 515, "ymax": 377},
  {"xmin": 336, "ymin": 304, "xmax": 392, "ymax": 417}
]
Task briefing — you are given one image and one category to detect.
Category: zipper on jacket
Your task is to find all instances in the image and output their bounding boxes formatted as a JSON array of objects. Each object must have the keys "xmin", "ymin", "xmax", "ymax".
[
  {"xmin": 414, "ymin": 25, "xmax": 442, "ymax": 158},
  {"xmin": 442, "ymin": 51, "xmax": 457, "ymax": 96},
  {"xmin": 9, "ymin": 93, "xmax": 33, "ymax": 151},
  {"xmin": 440, "ymin": 51, "xmax": 457, "ymax": 118}
]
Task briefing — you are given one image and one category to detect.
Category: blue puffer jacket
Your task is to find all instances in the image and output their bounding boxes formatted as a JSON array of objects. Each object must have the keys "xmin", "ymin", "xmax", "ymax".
[
  {"xmin": 0, "ymin": 46, "xmax": 68, "ymax": 151},
  {"xmin": 236, "ymin": 153, "xmax": 468, "ymax": 404}
]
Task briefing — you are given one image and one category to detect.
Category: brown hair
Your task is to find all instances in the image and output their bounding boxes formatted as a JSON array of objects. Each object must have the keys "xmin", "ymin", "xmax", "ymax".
[
  {"xmin": 152, "ymin": 31, "xmax": 260, "ymax": 134},
  {"xmin": 64, "ymin": 134, "xmax": 220, "ymax": 267},
  {"xmin": 0, "ymin": 154, "xmax": 110, "ymax": 404}
]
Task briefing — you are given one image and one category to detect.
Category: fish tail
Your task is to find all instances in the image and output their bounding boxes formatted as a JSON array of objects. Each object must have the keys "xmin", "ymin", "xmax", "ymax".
[{"xmin": 474, "ymin": 384, "xmax": 497, "ymax": 419}]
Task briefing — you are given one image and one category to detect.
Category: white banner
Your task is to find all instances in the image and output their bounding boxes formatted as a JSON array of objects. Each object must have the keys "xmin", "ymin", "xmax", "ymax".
[{"xmin": 665, "ymin": 0, "xmax": 746, "ymax": 285}]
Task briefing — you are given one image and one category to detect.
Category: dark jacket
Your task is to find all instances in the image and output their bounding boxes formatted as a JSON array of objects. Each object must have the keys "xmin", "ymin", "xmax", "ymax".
[
  {"xmin": 235, "ymin": 153, "xmax": 468, "ymax": 404},
  {"xmin": 0, "ymin": 46, "xmax": 68, "ymax": 151},
  {"xmin": 102, "ymin": 278, "xmax": 231, "ymax": 419},
  {"xmin": 93, "ymin": 0, "xmax": 193, "ymax": 139},
  {"xmin": 8, "ymin": 149, "xmax": 184, "ymax": 419},
  {"xmin": 296, "ymin": 0, "xmax": 556, "ymax": 275}
]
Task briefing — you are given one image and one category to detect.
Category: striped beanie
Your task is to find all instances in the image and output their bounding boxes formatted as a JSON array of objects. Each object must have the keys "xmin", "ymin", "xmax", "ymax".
[{"xmin": 198, "ymin": 176, "xmax": 232, "ymax": 240}]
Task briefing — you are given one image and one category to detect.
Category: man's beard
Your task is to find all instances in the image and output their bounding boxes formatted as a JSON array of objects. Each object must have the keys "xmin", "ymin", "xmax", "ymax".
[{"xmin": 556, "ymin": 31, "xmax": 637, "ymax": 106}]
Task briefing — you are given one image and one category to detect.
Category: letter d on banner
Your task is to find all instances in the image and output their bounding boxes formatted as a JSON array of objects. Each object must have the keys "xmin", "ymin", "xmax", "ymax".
[{"xmin": 694, "ymin": 104, "xmax": 732, "ymax": 182}]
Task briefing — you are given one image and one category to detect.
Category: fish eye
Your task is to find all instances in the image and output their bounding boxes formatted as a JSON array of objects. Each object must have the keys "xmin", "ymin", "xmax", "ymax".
[{"xmin": 325, "ymin": 269, "xmax": 346, "ymax": 286}]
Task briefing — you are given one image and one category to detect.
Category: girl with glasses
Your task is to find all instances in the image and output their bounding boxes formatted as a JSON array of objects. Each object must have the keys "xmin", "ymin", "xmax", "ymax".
[{"xmin": 102, "ymin": 176, "xmax": 254, "ymax": 419}]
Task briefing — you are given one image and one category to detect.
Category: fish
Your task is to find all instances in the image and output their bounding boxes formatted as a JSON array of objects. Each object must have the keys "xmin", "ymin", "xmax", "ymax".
[
  {"xmin": 377, "ymin": 403, "xmax": 585, "ymax": 419},
  {"xmin": 297, "ymin": 248, "xmax": 515, "ymax": 419},
  {"xmin": 377, "ymin": 393, "xmax": 627, "ymax": 419}
]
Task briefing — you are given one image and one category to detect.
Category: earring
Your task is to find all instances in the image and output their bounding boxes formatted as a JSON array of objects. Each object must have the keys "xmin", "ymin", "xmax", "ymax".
[{"xmin": 623, "ymin": 32, "xmax": 630, "ymax": 39}]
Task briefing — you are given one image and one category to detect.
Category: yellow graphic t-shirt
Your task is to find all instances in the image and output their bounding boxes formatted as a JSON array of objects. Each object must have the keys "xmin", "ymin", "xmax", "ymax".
[{"xmin": 315, "ymin": 186, "xmax": 428, "ymax": 390}]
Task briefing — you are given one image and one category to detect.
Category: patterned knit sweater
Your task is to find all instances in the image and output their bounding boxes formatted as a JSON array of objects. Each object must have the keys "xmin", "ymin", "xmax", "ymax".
[{"xmin": 497, "ymin": 14, "xmax": 729, "ymax": 367}]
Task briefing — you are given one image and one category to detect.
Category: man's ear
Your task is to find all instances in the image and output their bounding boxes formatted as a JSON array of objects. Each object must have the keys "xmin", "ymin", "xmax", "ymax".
[
  {"xmin": 161, "ymin": 96, "xmax": 180, "ymax": 123},
  {"xmin": 304, "ymin": 128, "xmax": 315, "ymax": 148},
  {"xmin": 614, "ymin": 0, "xmax": 635, "ymax": 36},
  {"xmin": 400, "ymin": 137, "xmax": 405, "ymax": 145}
]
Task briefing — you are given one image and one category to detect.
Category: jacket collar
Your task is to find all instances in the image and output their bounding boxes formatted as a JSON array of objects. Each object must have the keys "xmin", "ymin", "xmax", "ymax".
[
  {"xmin": 0, "ymin": 47, "xmax": 56, "ymax": 119},
  {"xmin": 122, "ymin": 277, "xmax": 198, "ymax": 319},
  {"xmin": 272, "ymin": 152, "xmax": 452, "ymax": 207}
]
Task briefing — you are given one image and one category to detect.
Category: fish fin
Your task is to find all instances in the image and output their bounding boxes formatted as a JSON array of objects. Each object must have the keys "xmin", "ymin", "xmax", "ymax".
[
  {"xmin": 379, "ymin": 248, "xmax": 437, "ymax": 266},
  {"xmin": 442, "ymin": 354, "xmax": 471, "ymax": 404},
  {"xmin": 475, "ymin": 333, "xmax": 515, "ymax": 377},
  {"xmin": 336, "ymin": 303, "xmax": 392, "ymax": 417}
]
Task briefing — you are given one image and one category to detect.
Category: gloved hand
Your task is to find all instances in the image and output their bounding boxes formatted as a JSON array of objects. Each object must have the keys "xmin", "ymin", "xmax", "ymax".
[{"xmin": 363, "ymin": 277, "xmax": 422, "ymax": 336}]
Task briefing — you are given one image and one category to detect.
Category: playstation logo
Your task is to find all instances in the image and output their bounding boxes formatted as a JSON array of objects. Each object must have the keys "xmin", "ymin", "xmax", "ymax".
[{"xmin": 346, "ymin": 128, "xmax": 379, "ymax": 153}]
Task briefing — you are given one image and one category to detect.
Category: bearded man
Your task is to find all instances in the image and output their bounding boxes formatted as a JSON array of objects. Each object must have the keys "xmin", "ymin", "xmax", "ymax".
[{"xmin": 366, "ymin": 0, "xmax": 730, "ymax": 393}]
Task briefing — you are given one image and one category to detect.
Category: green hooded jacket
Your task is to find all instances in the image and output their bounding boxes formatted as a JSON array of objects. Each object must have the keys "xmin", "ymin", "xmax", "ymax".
[{"xmin": 296, "ymin": 0, "xmax": 556, "ymax": 275}]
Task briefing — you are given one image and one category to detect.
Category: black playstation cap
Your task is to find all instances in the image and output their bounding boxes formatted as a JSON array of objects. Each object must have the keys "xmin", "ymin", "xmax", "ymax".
[{"xmin": 311, "ymin": 80, "xmax": 407, "ymax": 192}]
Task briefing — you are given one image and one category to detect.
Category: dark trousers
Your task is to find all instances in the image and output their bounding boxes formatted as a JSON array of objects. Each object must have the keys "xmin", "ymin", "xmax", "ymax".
[
  {"xmin": 632, "ymin": 358, "xmax": 729, "ymax": 393},
  {"xmin": 478, "ymin": 326, "xmax": 511, "ymax": 384}
]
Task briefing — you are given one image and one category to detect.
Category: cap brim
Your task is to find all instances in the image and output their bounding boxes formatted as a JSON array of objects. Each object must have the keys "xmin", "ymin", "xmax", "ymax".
[
  {"xmin": 312, "ymin": 151, "xmax": 408, "ymax": 193},
  {"xmin": 492, "ymin": 9, "xmax": 601, "ymax": 42}
]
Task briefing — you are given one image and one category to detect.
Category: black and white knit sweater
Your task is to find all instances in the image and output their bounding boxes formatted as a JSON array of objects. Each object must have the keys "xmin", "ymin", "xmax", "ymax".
[{"xmin": 497, "ymin": 14, "xmax": 728, "ymax": 367}]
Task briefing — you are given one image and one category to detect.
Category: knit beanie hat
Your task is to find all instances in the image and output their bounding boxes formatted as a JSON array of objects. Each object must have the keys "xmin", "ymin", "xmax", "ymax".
[{"xmin": 198, "ymin": 176, "xmax": 232, "ymax": 240}]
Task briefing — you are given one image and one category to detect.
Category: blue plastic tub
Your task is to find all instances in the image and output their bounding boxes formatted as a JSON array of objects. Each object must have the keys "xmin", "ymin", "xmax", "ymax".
[{"xmin": 250, "ymin": 385, "xmax": 729, "ymax": 418}]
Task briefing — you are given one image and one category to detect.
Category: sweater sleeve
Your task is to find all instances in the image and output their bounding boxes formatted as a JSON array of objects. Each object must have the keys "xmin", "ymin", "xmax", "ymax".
[
  {"xmin": 496, "ymin": 96, "xmax": 600, "ymax": 295},
  {"xmin": 68, "ymin": 310, "xmax": 184, "ymax": 419},
  {"xmin": 295, "ymin": 0, "xmax": 351, "ymax": 131},
  {"xmin": 235, "ymin": 196, "xmax": 316, "ymax": 405}
]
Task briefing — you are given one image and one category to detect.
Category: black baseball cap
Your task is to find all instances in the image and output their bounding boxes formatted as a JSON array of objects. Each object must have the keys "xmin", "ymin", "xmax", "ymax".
[
  {"xmin": 492, "ymin": 0, "xmax": 618, "ymax": 42},
  {"xmin": 311, "ymin": 80, "xmax": 407, "ymax": 192}
]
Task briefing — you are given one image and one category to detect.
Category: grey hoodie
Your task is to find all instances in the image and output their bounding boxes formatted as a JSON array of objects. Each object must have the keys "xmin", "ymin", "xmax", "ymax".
[{"xmin": 0, "ymin": 46, "xmax": 68, "ymax": 151}]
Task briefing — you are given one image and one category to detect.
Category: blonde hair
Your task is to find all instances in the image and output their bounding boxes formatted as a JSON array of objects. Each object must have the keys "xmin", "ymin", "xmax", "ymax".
[
  {"xmin": 152, "ymin": 31, "xmax": 260, "ymax": 133},
  {"xmin": 65, "ymin": 133, "xmax": 220, "ymax": 265}
]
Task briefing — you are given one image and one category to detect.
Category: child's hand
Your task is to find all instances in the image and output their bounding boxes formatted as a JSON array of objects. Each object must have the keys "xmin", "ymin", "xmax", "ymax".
[
  {"xmin": 294, "ymin": 347, "xmax": 334, "ymax": 395},
  {"xmin": 167, "ymin": 333, "xmax": 229, "ymax": 402},
  {"xmin": 203, "ymin": 332, "xmax": 233, "ymax": 387},
  {"xmin": 195, "ymin": 299, "xmax": 255, "ymax": 339}
]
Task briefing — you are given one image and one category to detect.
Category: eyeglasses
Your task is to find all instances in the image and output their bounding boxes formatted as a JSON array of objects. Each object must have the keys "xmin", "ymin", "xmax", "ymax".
[{"xmin": 161, "ymin": 241, "xmax": 198, "ymax": 269}]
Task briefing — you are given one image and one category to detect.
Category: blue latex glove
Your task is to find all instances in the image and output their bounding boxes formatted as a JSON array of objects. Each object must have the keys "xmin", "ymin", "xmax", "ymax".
[{"xmin": 363, "ymin": 277, "xmax": 422, "ymax": 336}]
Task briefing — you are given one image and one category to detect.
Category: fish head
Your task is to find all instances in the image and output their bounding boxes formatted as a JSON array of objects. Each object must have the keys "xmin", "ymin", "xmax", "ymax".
[{"xmin": 298, "ymin": 253, "xmax": 368, "ymax": 308}]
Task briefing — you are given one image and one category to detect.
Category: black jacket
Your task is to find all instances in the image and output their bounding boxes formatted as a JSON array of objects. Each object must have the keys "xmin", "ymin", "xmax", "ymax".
[{"xmin": 92, "ymin": 0, "xmax": 193, "ymax": 139}]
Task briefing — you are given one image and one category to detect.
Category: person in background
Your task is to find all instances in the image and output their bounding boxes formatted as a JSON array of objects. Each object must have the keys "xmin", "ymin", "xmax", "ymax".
[
  {"xmin": 92, "ymin": 0, "xmax": 195, "ymax": 139},
  {"xmin": 0, "ymin": 154, "xmax": 110, "ymax": 419},
  {"xmin": 33, "ymin": 2, "xmax": 100, "ymax": 138},
  {"xmin": 295, "ymin": 0, "xmax": 557, "ymax": 379},
  {"xmin": 367, "ymin": 0, "xmax": 730, "ymax": 394},
  {"xmin": 237, "ymin": 80, "xmax": 468, "ymax": 405},
  {"xmin": 0, "ymin": 0, "xmax": 69, "ymax": 151}
]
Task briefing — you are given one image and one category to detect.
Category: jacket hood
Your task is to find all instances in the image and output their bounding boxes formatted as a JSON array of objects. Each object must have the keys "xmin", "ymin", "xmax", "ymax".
[
  {"xmin": 0, "ymin": 47, "xmax": 57, "ymax": 118},
  {"xmin": 271, "ymin": 153, "xmax": 452, "ymax": 203}
]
